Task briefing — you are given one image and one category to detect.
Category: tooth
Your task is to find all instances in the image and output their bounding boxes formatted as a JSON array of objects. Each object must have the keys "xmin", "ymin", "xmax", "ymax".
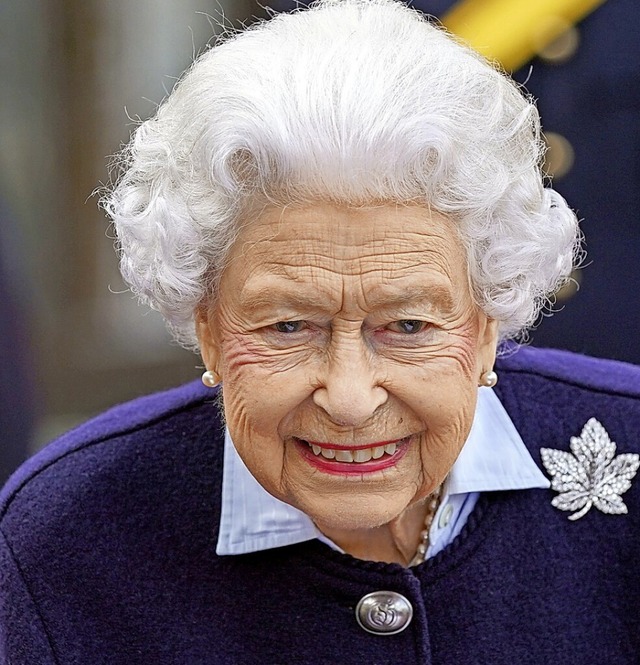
[
  {"xmin": 353, "ymin": 449, "xmax": 373, "ymax": 463},
  {"xmin": 335, "ymin": 450, "xmax": 354, "ymax": 463},
  {"xmin": 311, "ymin": 444, "xmax": 321, "ymax": 456},
  {"xmin": 384, "ymin": 443, "xmax": 397, "ymax": 455},
  {"xmin": 372, "ymin": 446, "xmax": 385, "ymax": 459},
  {"xmin": 320, "ymin": 448, "xmax": 335, "ymax": 459}
]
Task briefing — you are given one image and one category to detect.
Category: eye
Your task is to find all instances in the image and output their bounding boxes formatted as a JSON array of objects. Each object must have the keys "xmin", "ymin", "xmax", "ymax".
[
  {"xmin": 387, "ymin": 319, "xmax": 428, "ymax": 334},
  {"xmin": 273, "ymin": 320, "xmax": 306, "ymax": 333}
]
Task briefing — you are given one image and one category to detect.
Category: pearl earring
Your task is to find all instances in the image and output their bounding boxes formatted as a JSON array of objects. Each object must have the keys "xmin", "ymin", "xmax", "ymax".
[
  {"xmin": 480, "ymin": 370, "xmax": 498, "ymax": 388},
  {"xmin": 201, "ymin": 370, "xmax": 221, "ymax": 388}
]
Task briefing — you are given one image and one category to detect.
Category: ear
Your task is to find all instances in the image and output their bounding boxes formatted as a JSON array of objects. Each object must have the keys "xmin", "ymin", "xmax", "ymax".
[
  {"xmin": 476, "ymin": 314, "xmax": 499, "ymax": 376},
  {"xmin": 195, "ymin": 305, "xmax": 221, "ymax": 375}
]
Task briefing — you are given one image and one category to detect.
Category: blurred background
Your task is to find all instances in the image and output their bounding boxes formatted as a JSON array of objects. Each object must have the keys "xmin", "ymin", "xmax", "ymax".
[{"xmin": 1, "ymin": 0, "xmax": 638, "ymax": 483}]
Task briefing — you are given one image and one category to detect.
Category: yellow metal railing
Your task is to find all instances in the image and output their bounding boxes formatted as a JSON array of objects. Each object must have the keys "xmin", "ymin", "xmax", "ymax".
[{"xmin": 442, "ymin": 0, "xmax": 607, "ymax": 70}]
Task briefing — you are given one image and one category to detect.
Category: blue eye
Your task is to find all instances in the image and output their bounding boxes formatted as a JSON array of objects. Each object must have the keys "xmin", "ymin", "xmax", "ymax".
[
  {"xmin": 389, "ymin": 320, "xmax": 427, "ymax": 334},
  {"xmin": 274, "ymin": 321, "xmax": 305, "ymax": 333}
]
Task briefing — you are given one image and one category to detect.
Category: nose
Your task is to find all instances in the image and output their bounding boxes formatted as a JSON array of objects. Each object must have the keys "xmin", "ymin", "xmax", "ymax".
[{"xmin": 312, "ymin": 335, "xmax": 388, "ymax": 427}]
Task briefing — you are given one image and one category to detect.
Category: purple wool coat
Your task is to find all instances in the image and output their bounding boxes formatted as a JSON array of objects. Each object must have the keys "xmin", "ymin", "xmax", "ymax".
[{"xmin": 1, "ymin": 346, "xmax": 639, "ymax": 664}]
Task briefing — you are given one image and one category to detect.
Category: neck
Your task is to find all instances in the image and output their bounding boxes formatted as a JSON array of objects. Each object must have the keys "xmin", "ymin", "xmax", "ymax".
[{"xmin": 316, "ymin": 499, "xmax": 430, "ymax": 566}]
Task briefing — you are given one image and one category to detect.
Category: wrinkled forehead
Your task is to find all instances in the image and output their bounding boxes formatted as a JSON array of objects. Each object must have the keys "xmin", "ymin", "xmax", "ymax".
[
  {"xmin": 228, "ymin": 201, "xmax": 465, "ymax": 263},
  {"xmin": 218, "ymin": 202, "xmax": 472, "ymax": 313}
]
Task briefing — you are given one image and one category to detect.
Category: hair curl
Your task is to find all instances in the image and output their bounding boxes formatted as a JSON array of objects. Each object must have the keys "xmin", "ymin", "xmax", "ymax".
[{"xmin": 102, "ymin": 0, "xmax": 581, "ymax": 350}]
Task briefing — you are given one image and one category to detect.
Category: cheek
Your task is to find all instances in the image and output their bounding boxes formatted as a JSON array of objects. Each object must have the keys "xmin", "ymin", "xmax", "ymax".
[
  {"xmin": 410, "ymin": 381, "xmax": 477, "ymax": 492},
  {"xmin": 217, "ymin": 334, "xmax": 317, "ymax": 501},
  {"xmin": 219, "ymin": 334, "xmax": 313, "ymax": 436},
  {"xmin": 220, "ymin": 333, "xmax": 272, "ymax": 373},
  {"xmin": 395, "ymin": 316, "xmax": 481, "ymax": 402},
  {"xmin": 402, "ymin": 319, "xmax": 482, "ymax": 469},
  {"xmin": 218, "ymin": 337, "xmax": 273, "ymax": 437},
  {"xmin": 422, "ymin": 323, "xmax": 481, "ymax": 429},
  {"xmin": 221, "ymin": 330, "xmax": 318, "ymax": 376}
]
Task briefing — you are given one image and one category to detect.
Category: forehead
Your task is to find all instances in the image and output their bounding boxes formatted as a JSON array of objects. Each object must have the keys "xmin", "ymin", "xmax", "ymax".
[
  {"xmin": 221, "ymin": 203, "xmax": 469, "ymax": 304},
  {"xmin": 229, "ymin": 203, "xmax": 464, "ymax": 264}
]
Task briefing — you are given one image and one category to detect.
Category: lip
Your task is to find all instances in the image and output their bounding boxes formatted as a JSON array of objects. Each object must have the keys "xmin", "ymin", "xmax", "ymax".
[{"xmin": 294, "ymin": 436, "xmax": 411, "ymax": 476}]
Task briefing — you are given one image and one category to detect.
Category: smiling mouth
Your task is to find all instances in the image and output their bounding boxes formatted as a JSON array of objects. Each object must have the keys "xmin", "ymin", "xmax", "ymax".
[{"xmin": 295, "ymin": 437, "xmax": 408, "ymax": 464}]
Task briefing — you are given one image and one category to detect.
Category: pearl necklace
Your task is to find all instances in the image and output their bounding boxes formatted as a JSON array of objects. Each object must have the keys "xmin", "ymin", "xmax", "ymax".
[{"xmin": 408, "ymin": 485, "xmax": 443, "ymax": 567}]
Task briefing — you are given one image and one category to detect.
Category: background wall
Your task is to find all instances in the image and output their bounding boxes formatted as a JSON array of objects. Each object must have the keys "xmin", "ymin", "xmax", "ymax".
[
  {"xmin": 0, "ymin": 0, "xmax": 261, "ymax": 477},
  {"xmin": 1, "ymin": 0, "xmax": 638, "ymax": 483}
]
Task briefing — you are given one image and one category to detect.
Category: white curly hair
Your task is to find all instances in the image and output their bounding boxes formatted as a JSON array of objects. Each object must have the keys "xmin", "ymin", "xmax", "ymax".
[{"xmin": 102, "ymin": 0, "xmax": 581, "ymax": 350}]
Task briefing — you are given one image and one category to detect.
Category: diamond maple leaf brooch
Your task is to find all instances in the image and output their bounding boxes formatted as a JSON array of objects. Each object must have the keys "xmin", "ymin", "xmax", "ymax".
[{"xmin": 541, "ymin": 418, "xmax": 640, "ymax": 521}]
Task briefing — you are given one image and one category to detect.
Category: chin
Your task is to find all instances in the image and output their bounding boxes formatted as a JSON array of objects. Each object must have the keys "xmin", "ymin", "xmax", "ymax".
[{"xmin": 297, "ymin": 493, "xmax": 408, "ymax": 533}]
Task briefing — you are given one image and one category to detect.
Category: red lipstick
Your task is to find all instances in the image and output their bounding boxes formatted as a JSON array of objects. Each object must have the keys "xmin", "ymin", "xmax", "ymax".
[{"xmin": 294, "ymin": 437, "xmax": 410, "ymax": 475}]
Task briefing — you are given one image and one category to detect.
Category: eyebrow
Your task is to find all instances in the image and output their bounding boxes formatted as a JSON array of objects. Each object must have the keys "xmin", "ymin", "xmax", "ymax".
[
  {"xmin": 240, "ymin": 286, "xmax": 330, "ymax": 314},
  {"xmin": 364, "ymin": 284, "xmax": 456, "ymax": 312}
]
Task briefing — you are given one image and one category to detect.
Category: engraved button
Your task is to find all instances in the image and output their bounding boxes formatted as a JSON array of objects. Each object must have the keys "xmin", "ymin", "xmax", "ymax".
[{"xmin": 355, "ymin": 591, "xmax": 413, "ymax": 635}]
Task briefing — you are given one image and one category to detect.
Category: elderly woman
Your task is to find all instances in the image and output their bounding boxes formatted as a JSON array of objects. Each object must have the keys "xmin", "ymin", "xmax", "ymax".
[{"xmin": 2, "ymin": 0, "xmax": 639, "ymax": 663}]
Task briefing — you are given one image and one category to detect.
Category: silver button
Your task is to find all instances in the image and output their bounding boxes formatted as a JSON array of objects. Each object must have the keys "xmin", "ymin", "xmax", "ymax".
[
  {"xmin": 355, "ymin": 591, "xmax": 413, "ymax": 635},
  {"xmin": 438, "ymin": 503, "xmax": 454, "ymax": 529}
]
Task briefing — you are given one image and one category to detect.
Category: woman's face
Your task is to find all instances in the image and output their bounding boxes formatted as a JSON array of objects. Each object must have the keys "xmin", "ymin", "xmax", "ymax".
[{"xmin": 198, "ymin": 203, "xmax": 497, "ymax": 534}]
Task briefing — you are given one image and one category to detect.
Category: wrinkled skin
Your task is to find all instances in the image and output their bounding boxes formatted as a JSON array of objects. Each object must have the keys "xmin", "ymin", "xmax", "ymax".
[{"xmin": 197, "ymin": 203, "xmax": 498, "ymax": 564}]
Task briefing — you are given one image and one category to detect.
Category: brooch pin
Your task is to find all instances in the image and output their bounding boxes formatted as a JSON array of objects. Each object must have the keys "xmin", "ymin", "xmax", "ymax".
[{"xmin": 541, "ymin": 418, "xmax": 640, "ymax": 521}]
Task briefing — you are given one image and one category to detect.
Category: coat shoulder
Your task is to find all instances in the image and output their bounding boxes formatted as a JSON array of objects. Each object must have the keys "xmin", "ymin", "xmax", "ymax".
[
  {"xmin": 0, "ymin": 381, "xmax": 225, "ymax": 661},
  {"xmin": 495, "ymin": 346, "xmax": 640, "ymax": 465},
  {"xmin": 0, "ymin": 380, "xmax": 221, "ymax": 520},
  {"xmin": 496, "ymin": 345, "xmax": 640, "ymax": 399}
]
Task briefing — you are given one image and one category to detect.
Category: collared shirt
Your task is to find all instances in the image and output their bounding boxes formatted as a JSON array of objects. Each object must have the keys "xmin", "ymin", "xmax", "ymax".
[{"xmin": 216, "ymin": 388, "xmax": 550, "ymax": 559}]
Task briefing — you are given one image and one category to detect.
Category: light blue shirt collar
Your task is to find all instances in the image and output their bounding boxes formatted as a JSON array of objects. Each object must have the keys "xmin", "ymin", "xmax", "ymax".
[{"xmin": 216, "ymin": 388, "xmax": 549, "ymax": 556}]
